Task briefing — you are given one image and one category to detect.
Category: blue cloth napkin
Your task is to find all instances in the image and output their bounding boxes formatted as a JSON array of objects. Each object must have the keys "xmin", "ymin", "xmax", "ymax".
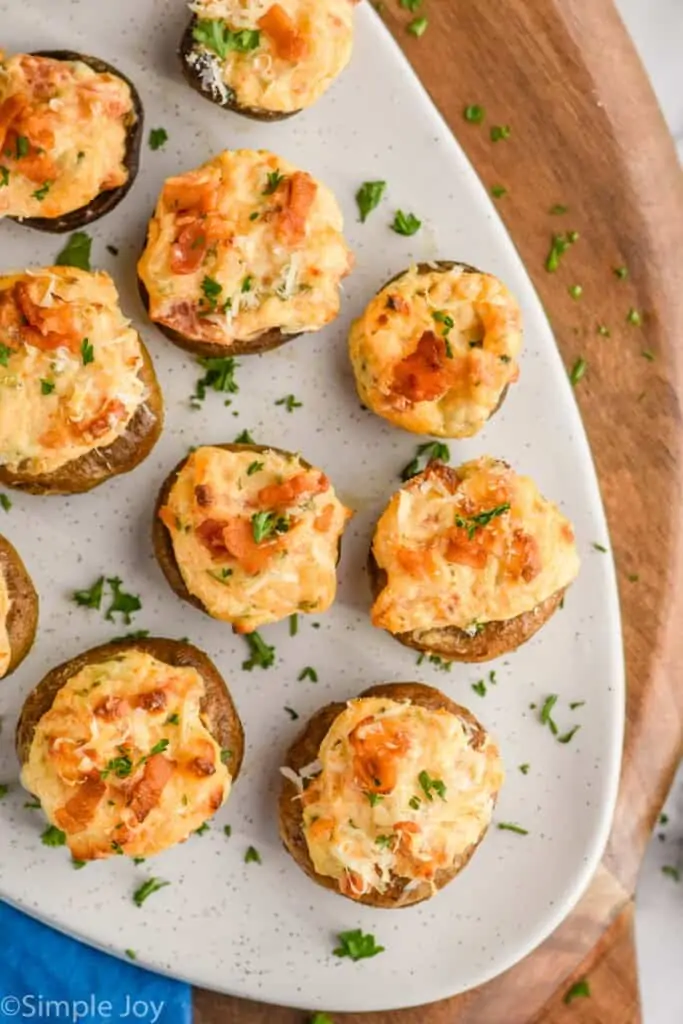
[{"xmin": 0, "ymin": 903, "xmax": 191, "ymax": 1024}]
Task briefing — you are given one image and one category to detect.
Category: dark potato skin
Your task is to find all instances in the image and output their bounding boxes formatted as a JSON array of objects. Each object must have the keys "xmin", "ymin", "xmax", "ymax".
[
  {"xmin": 153, "ymin": 443, "xmax": 332, "ymax": 619},
  {"xmin": 368, "ymin": 545, "xmax": 566, "ymax": 663},
  {"xmin": 16, "ymin": 637, "xmax": 244, "ymax": 781},
  {"xmin": 178, "ymin": 17, "xmax": 300, "ymax": 123},
  {"xmin": 138, "ymin": 273, "xmax": 302, "ymax": 359},
  {"xmin": 8, "ymin": 52, "xmax": 143, "ymax": 234},
  {"xmin": 0, "ymin": 535, "xmax": 39, "ymax": 679},
  {"xmin": 0, "ymin": 339, "xmax": 163, "ymax": 495},
  {"xmin": 279, "ymin": 682, "xmax": 498, "ymax": 908}
]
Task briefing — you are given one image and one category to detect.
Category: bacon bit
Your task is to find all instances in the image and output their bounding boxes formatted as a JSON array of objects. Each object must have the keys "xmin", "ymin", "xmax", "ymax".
[
  {"xmin": 209, "ymin": 786, "xmax": 224, "ymax": 812},
  {"xmin": 0, "ymin": 290, "xmax": 23, "ymax": 343},
  {"xmin": 445, "ymin": 530, "xmax": 491, "ymax": 570},
  {"xmin": 191, "ymin": 757, "xmax": 216, "ymax": 777},
  {"xmin": 257, "ymin": 470, "xmax": 328, "ymax": 509},
  {"xmin": 395, "ymin": 546, "xmax": 436, "ymax": 577},
  {"xmin": 194, "ymin": 484, "xmax": 213, "ymax": 508},
  {"xmin": 15, "ymin": 282, "xmax": 80, "ymax": 350},
  {"xmin": 127, "ymin": 754, "xmax": 174, "ymax": 824},
  {"xmin": 407, "ymin": 460, "xmax": 463, "ymax": 495},
  {"xmin": 196, "ymin": 516, "xmax": 284, "ymax": 573},
  {"xmin": 79, "ymin": 400, "xmax": 127, "ymax": 442},
  {"xmin": 0, "ymin": 95, "xmax": 25, "ymax": 153},
  {"xmin": 258, "ymin": 4, "xmax": 308, "ymax": 60},
  {"xmin": 195, "ymin": 518, "xmax": 229, "ymax": 556},
  {"xmin": 504, "ymin": 529, "xmax": 541, "ymax": 582},
  {"xmin": 276, "ymin": 172, "xmax": 318, "ymax": 246},
  {"xmin": 387, "ymin": 293, "xmax": 410, "ymax": 315},
  {"xmin": 349, "ymin": 716, "xmax": 411, "ymax": 794},
  {"xmin": 163, "ymin": 176, "xmax": 218, "ymax": 215},
  {"xmin": 306, "ymin": 816, "xmax": 335, "ymax": 841},
  {"xmin": 171, "ymin": 221, "xmax": 209, "ymax": 275},
  {"xmin": 94, "ymin": 696, "xmax": 131, "ymax": 721},
  {"xmin": 54, "ymin": 775, "xmax": 106, "ymax": 833},
  {"xmin": 313, "ymin": 504, "xmax": 335, "ymax": 533},
  {"xmin": 136, "ymin": 689, "xmax": 167, "ymax": 713},
  {"xmin": 392, "ymin": 331, "xmax": 454, "ymax": 403},
  {"xmin": 338, "ymin": 869, "xmax": 365, "ymax": 900}
]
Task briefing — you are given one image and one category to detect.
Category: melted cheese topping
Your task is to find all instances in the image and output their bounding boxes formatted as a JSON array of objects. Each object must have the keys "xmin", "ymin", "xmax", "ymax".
[
  {"xmin": 21, "ymin": 650, "xmax": 232, "ymax": 861},
  {"xmin": 299, "ymin": 697, "xmax": 503, "ymax": 898},
  {"xmin": 160, "ymin": 446, "xmax": 353, "ymax": 632},
  {"xmin": 138, "ymin": 149, "xmax": 353, "ymax": 349},
  {"xmin": 349, "ymin": 265, "xmax": 523, "ymax": 438},
  {"xmin": 0, "ymin": 565, "xmax": 11, "ymax": 678},
  {"xmin": 372, "ymin": 457, "xmax": 580, "ymax": 634},
  {"xmin": 0, "ymin": 54, "xmax": 135, "ymax": 221},
  {"xmin": 0, "ymin": 268, "xmax": 147, "ymax": 476},
  {"xmin": 187, "ymin": 0, "xmax": 355, "ymax": 113}
]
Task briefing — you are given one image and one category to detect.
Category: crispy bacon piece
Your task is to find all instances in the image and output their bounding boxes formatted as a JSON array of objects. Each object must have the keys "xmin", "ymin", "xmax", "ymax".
[
  {"xmin": 0, "ymin": 95, "xmax": 25, "ymax": 153},
  {"xmin": 163, "ymin": 176, "xmax": 217, "ymax": 215},
  {"xmin": 94, "ymin": 696, "xmax": 131, "ymax": 721},
  {"xmin": 54, "ymin": 775, "xmax": 106, "ymax": 833},
  {"xmin": 126, "ymin": 754, "xmax": 174, "ymax": 824},
  {"xmin": 170, "ymin": 221, "xmax": 209, "ymax": 275},
  {"xmin": 79, "ymin": 400, "xmax": 127, "ymax": 442},
  {"xmin": 349, "ymin": 716, "xmax": 411, "ymax": 794},
  {"xmin": 338, "ymin": 869, "xmax": 365, "ymax": 900},
  {"xmin": 136, "ymin": 689, "xmax": 167, "ymax": 713},
  {"xmin": 391, "ymin": 331, "xmax": 454, "ymax": 403},
  {"xmin": 258, "ymin": 4, "xmax": 308, "ymax": 60},
  {"xmin": 191, "ymin": 757, "xmax": 216, "ymax": 777},
  {"xmin": 257, "ymin": 470, "xmax": 328, "ymax": 508},
  {"xmin": 15, "ymin": 282, "xmax": 80, "ymax": 351},
  {"xmin": 395, "ymin": 546, "xmax": 436, "ymax": 577},
  {"xmin": 195, "ymin": 517, "xmax": 282, "ymax": 574},
  {"xmin": 194, "ymin": 484, "xmax": 213, "ymax": 508},
  {"xmin": 504, "ymin": 529, "xmax": 541, "ymax": 582},
  {"xmin": 276, "ymin": 172, "xmax": 317, "ymax": 246}
]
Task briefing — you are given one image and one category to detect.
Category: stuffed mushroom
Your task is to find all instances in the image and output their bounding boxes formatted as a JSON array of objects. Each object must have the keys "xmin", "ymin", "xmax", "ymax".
[
  {"xmin": 279, "ymin": 682, "xmax": 504, "ymax": 907},
  {"xmin": 17, "ymin": 638, "xmax": 244, "ymax": 861},
  {"xmin": 369, "ymin": 457, "xmax": 580, "ymax": 662},
  {"xmin": 0, "ymin": 534, "xmax": 38, "ymax": 680},
  {"xmin": 0, "ymin": 51, "xmax": 142, "ymax": 232},
  {"xmin": 138, "ymin": 149, "xmax": 353, "ymax": 358},
  {"xmin": 349, "ymin": 262, "xmax": 522, "ymax": 438},
  {"xmin": 154, "ymin": 443, "xmax": 353, "ymax": 633},
  {"xmin": 0, "ymin": 267, "xmax": 163, "ymax": 494},
  {"xmin": 180, "ymin": 0, "xmax": 356, "ymax": 121}
]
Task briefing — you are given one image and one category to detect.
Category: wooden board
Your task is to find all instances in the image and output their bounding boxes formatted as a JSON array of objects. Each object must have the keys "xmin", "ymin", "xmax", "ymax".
[{"xmin": 194, "ymin": 0, "xmax": 683, "ymax": 1019}]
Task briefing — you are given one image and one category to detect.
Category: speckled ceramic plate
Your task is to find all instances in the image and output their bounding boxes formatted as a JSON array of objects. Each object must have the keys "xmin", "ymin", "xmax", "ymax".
[{"xmin": 0, "ymin": 0, "xmax": 625, "ymax": 1013}]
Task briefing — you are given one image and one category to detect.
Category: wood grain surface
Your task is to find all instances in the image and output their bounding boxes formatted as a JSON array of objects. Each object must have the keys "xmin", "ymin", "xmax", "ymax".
[{"xmin": 194, "ymin": 0, "xmax": 683, "ymax": 1020}]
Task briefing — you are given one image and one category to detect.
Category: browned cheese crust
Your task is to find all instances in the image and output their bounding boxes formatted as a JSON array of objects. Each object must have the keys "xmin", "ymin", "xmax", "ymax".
[{"xmin": 278, "ymin": 681, "xmax": 498, "ymax": 908}]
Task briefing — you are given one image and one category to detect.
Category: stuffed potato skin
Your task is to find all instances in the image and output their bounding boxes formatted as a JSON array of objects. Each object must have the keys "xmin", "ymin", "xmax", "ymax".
[
  {"xmin": 0, "ymin": 534, "xmax": 39, "ymax": 679},
  {"xmin": 279, "ymin": 682, "xmax": 501, "ymax": 908},
  {"xmin": 349, "ymin": 261, "xmax": 522, "ymax": 439},
  {"xmin": 1, "ymin": 51, "xmax": 143, "ymax": 234}
]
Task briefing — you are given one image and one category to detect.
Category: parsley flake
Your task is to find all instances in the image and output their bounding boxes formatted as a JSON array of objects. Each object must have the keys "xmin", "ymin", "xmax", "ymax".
[
  {"xmin": 234, "ymin": 428, "xmax": 255, "ymax": 445},
  {"xmin": 247, "ymin": 460, "xmax": 264, "ymax": 476},
  {"xmin": 614, "ymin": 266, "xmax": 629, "ymax": 280},
  {"xmin": 298, "ymin": 666, "xmax": 318, "ymax": 682},
  {"xmin": 545, "ymin": 231, "xmax": 579, "ymax": 272},
  {"xmin": 0, "ymin": 344, "xmax": 11, "ymax": 366},
  {"xmin": 242, "ymin": 631, "xmax": 275, "ymax": 670},
  {"xmin": 407, "ymin": 16, "xmax": 428, "ymax": 36},
  {"xmin": 244, "ymin": 845, "xmax": 261, "ymax": 864},
  {"xmin": 148, "ymin": 128, "xmax": 168, "ymax": 151},
  {"xmin": 490, "ymin": 184, "xmax": 507, "ymax": 198},
  {"xmin": 252, "ymin": 510, "xmax": 289, "ymax": 543},
  {"xmin": 569, "ymin": 357, "xmax": 587, "ymax": 386},
  {"xmin": 40, "ymin": 378, "xmax": 55, "ymax": 395},
  {"xmin": 41, "ymin": 825, "xmax": 67, "ymax": 847},
  {"xmin": 454, "ymin": 503, "xmax": 510, "ymax": 539},
  {"xmin": 55, "ymin": 232, "xmax": 92, "ymax": 271},
  {"xmin": 193, "ymin": 19, "xmax": 260, "ymax": 58},
  {"xmin": 263, "ymin": 170, "xmax": 285, "ymax": 195},
  {"xmin": 275, "ymin": 394, "xmax": 303, "ymax": 412},
  {"xmin": 81, "ymin": 338, "xmax": 94, "ymax": 365},
  {"xmin": 0, "ymin": 494, "xmax": 11, "ymax": 513},
  {"xmin": 490, "ymin": 124, "xmax": 511, "ymax": 142},
  {"xmin": 519, "ymin": 764, "xmax": 530, "ymax": 775},
  {"xmin": 73, "ymin": 576, "xmax": 105, "ymax": 610},
  {"xmin": 133, "ymin": 877, "xmax": 170, "ymax": 907},
  {"xmin": 400, "ymin": 440, "xmax": 450, "ymax": 480},
  {"xmin": 391, "ymin": 210, "xmax": 421, "ymax": 236},
  {"xmin": 549, "ymin": 204, "xmax": 568, "ymax": 215},
  {"xmin": 32, "ymin": 182, "xmax": 50, "ymax": 201},
  {"xmin": 334, "ymin": 929, "xmax": 385, "ymax": 961},
  {"xmin": 471, "ymin": 679, "xmax": 486, "ymax": 697},
  {"xmin": 284, "ymin": 706, "xmax": 299, "ymax": 720},
  {"xmin": 356, "ymin": 180, "xmax": 386, "ymax": 222},
  {"xmin": 105, "ymin": 577, "xmax": 141, "ymax": 624},
  {"xmin": 193, "ymin": 355, "xmax": 239, "ymax": 402},
  {"xmin": 418, "ymin": 769, "xmax": 447, "ymax": 802},
  {"xmin": 564, "ymin": 979, "xmax": 591, "ymax": 1004},
  {"xmin": 463, "ymin": 104, "xmax": 485, "ymax": 123},
  {"xmin": 0, "ymin": 166, "xmax": 9, "ymax": 188},
  {"xmin": 627, "ymin": 308, "xmax": 642, "ymax": 326},
  {"xmin": 497, "ymin": 822, "xmax": 528, "ymax": 835}
]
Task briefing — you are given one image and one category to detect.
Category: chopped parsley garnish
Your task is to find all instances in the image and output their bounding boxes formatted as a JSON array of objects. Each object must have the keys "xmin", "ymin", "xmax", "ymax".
[
  {"xmin": 298, "ymin": 666, "xmax": 318, "ymax": 682},
  {"xmin": 454, "ymin": 503, "xmax": 510, "ymax": 539},
  {"xmin": 252, "ymin": 510, "xmax": 290, "ymax": 543},
  {"xmin": 642, "ymin": 349, "xmax": 655, "ymax": 361},
  {"xmin": 660, "ymin": 813, "xmax": 669, "ymax": 825},
  {"xmin": 569, "ymin": 356, "xmax": 587, "ymax": 386},
  {"xmin": 289, "ymin": 613, "xmax": 299, "ymax": 636},
  {"xmin": 334, "ymin": 929, "xmax": 385, "ymax": 961},
  {"xmin": 490, "ymin": 124, "xmax": 511, "ymax": 142},
  {"xmin": 626, "ymin": 308, "xmax": 642, "ymax": 326},
  {"xmin": 32, "ymin": 182, "xmax": 50, "ymax": 201},
  {"xmin": 418, "ymin": 770, "xmax": 447, "ymax": 802},
  {"xmin": 193, "ymin": 355, "xmax": 239, "ymax": 402},
  {"xmin": 73, "ymin": 576, "xmax": 105, "ymax": 610},
  {"xmin": 549, "ymin": 204, "xmax": 568, "ymax": 215},
  {"xmin": 0, "ymin": 166, "xmax": 8, "ymax": 187},
  {"xmin": 366, "ymin": 792, "xmax": 383, "ymax": 807},
  {"xmin": 249, "ymin": 211, "xmax": 259, "ymax": 220},
  {"xmin": 415, "ymin": 652, "xmax": 452, "ymax": 671},
  {"xmin": 224, "ymin": 825, "xmax": 232, "ymax": 837},
  {"xmin": 16, "ymin": 135, "xmax": 29, "ymax": 158},
  {"xmin": 356, "ymin": 180, "xmax": 386, "ymax": 222},
  {"xmin": 133, "ymin": 877, "xmax": 170, "ymax": 907},
  {"xmin": 310, "ymin": 1015, "xmax": 335, "ymax": 1024},
  {"xmin": 557, "ymin": 725, "xmax": 581, "ymax": 744},
  {"xmin": 569, "ymin": 701, "xmax": 586, "ymax": 710},
  {"xmin": 241, "ymin": 275, "xmax": 253, "ymax": 293},
  {"xmin": 592, "ymin": 542, "xmax": 608, "ymax": 553},
  {"xmin": 540, "ymin": 694, "xmax": 559, "ymax": 735},
  {"xmin": 490, "ymin": 184, "xmax": 507, "ymax": 198},
  {"xmin": 408, "ymin": 795, "xmax": 421, "ymax": 810},
  {"xmin": 41, "ymin": 825, "xmax": 67, "ymax": 847},
  {"xmin": 133, "ymin": 857, "xmax": 146, "ymax": 865},
  {"xmin": 391, "ymin": 210, "xmax": 421, "ymax": 235},
  {"xmin": 148, "ymin": 739, "xmax": 170, "ymax": 758},
  {"xmin": 1, "ymin": 494, "xmax": 12, "ymax": 512},
  {"xmin": 40, "ymin": 378, "xmax": 55, "ymax": 395},
  {"xmin": 375, "ymin": 834, "xmax": 394, "ymax": 849},
  {"xmin": 497, "ymin": 822, "xmax": 528, "ymax": 835},
  {"xmin": 234, "ymin": 428, "xmax": 255, "ymax": 445},
  {"xmin": 111, "ymin": 629, "xmax": 150, "ymax": 642},
  {"xmin": 101, "ymin": 754, "xmax": 133, "ymax": 780},
  {"xmin": 247, "ymin": 460, "xmax": 264, "ymax": 476},
  {"xmin": 564, "ymin": 979, "xmax": 591, "ymax": 1004},
  {"xmin": 244, "ymin": 845, "xmax": 261, "ymax": 864},
  {"xmin": 242, "ymin": 631, "xmax": 276, "ymax": 670},
  {"xmin": 0, "ymin": 344, "xmax": 11, "ymax": 366},
  {"xmin": 407, "ymin": 15, "xmax": 428, "ymax": 36},
  {"xmin": 24, "ymin": 799, "xmax": 41, "ymax": 809},
  {"xmin": 148, "ymin": 128, "xmax": 168, "ymax": 150},
  {"xmin": 628, "ymin": 573, "xmax": 639, "ymax": 583},
  {"xmin": 166, "ymin": 713, "xmax": 180, "ymax": 725},
  {"xmin": 463, "ymin": 104, "xmax": 485, "ymax": 123},
  {"xmin": 284, "ymin": 706, "xmax": 299, "ymax": 720},
  {"xmin": 471, "ymin": 679, "xmax": 486, "ymax": 697},
  {"xmin": 275, "ymin": 393, "xmax": 303, "ymax": 412},
  {"xmin": 568, "ymin": 284, "xmax": 583, "ymax": 300},
  {"xmin": 519, "ymin": 764, "xmax": 530, "ymax": 775},
  {"xmin": 662, "ymin": 865, "xmax": 680, "ymax": 882},
  {"xmin": 193, "ymin": 19, "xmax": 260, "ymax": 58},
  {"xmin": 207, "ymin": 568, "xmax": 233, "ymax": 586},
  {"xmin": 614, "ymin": 266, "xmax": 629, "ymax": 280},
  {"xmin": 56, "ymin": 231, "xmax": 92, "ymax": 271},
  {"xmin": 194, "ymin": 823, "xmax": 210, "ymax": 836},
  {"xmin": 199, "ymin": 276, "xmax": 223, "ymax": 312},
  {"xmin": 545, "ymin": 231, "xmax": 579, "ymax": 272},
  {"xmin": 81, "ymin": 338, "xmax": 94, "ymax": 365},
  {"xmin": 0, "ymin": 784, "xmax": 8, "ymax": 799},
  {"xmin": 597, "ymin": 324, "xmax": 611, "ymax": 337},
  {"xmin": 432, "ymin": 309, "xmax": 455, "ymax": 352},
  {"xmin": 400, "ymin": 439, "xmax": 450, "ymax": 480},
  {"xmin": 263, "ymin": 170, "xmax": 285, "ymax": 194},
  {"xmin": 125, "ymin": 949, "xmax": 137, "ymax": 961},
  {"xmin": 72, "ymin": 859, "xmax": 87, "ymax": 870},
  {"xmin": 220, "ymin": 749, "xmax": 232, "ymax": 764},
  {"xmin": 399, "ymin": 0, "xmax": 422, "ymax": 9},
  {"xmin": 105, "ymin": 577, "xmax": 141, "ymax": 624}
]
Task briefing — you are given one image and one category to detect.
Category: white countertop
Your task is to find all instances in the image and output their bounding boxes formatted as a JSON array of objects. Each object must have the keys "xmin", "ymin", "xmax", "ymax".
[{"xmin": 611, "ymin": 3, "xmax": 682, "ymax": 1022}]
